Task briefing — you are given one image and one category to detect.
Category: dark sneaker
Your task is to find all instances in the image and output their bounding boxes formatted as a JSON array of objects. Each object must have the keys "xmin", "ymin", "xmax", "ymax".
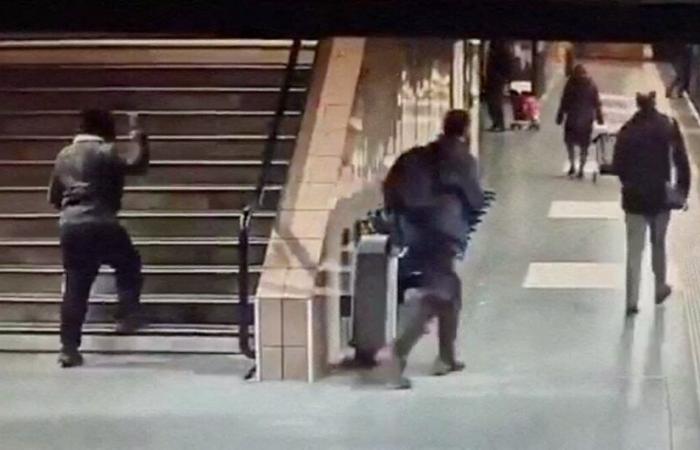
[
  {"xmin": 567, "ymin": 166, "xmax": 576, "ymax": 177},
  {"xmin": 58, "ymin": 348, "xmax": 84, "ymax": 368},
  {"xmin": 655, "ymin": 285, "xmax": 673, "ymax": 305},
  {"xmin": 626, "ymin": 306, "xmax": 640, "ymax": 317},
  {"xmin": 115, "ymin": 316, "xmax": 147, "ymax": 335},
  {"xmin": 432, "ymin": 358, "xmax": 466, "ymax": 376}
]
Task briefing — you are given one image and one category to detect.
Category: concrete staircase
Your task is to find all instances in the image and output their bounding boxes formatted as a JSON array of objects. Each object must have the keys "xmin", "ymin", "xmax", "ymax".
[{"xmin": 0, "ymin": 39, "xmax": 316, "ymax": 353}]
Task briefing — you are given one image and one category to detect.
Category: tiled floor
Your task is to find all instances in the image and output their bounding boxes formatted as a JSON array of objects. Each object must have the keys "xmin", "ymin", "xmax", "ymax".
[{"xmin": 2, "ymin": 61, "xmax": 700, "ymax": 450}]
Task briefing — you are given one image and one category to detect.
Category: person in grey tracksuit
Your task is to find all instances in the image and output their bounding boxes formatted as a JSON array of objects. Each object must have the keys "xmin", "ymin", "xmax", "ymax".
[
  {"xmin": 612, "ymin": 92, "xmax": 691, "ymax": 316},
  {"xmin": 48, "ymin": 109, "xmax": 150, "ymax": 367},
  {"xmin": 381, "ymin": 109, "xmax": 484, "ymax": 389}
]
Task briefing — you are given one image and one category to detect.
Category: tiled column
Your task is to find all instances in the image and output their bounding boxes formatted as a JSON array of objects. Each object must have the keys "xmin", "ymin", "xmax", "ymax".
[{"xmin": 255, "ymin": 38, "xmax": 366, "ymax": 381}]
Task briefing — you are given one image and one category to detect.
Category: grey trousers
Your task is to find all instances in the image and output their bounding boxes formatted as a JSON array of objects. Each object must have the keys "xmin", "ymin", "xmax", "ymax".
[
  {"xmin": 625, "ymin": 211, "xmax": 671, "ymax": 308},
  {"xmin": 394, "ymin": 291, "xmax": 460, "ymax": 365}
]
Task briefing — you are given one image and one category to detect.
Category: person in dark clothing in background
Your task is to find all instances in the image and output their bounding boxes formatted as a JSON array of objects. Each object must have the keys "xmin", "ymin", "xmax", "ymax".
[
  {"xmin": 484, "ymin": 40, "xmax": 514, "ymax": 132},
  {"xmin": 666, "ymin": 44, "xmax": 692, "ymax": 99},
  {"xmin": 379, "ymin": 110, "xmax": 484, "ymax": 389},
  {"xmin": 556, "ymin": 64, "xmax": 604, "ymax": 178},
  {"xmin": 612, "ymin": 92, "xmax": 690, "ymax": 316},
  {"xmin": 48, "ymin": 109, "xmax": 150, "ymax": 367}
]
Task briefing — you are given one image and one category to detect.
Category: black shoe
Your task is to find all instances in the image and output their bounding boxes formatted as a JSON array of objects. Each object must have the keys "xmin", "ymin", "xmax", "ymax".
[
  {"xmin": 489, "ymin": 125, "xmax": 506, "ymax": 132},
  {"xmin": 115, "ymin": 315, "xmax": 147, "ymax": 335},
  {"xmin": 567, "ymin": 166, "xmax": 576, "ymax": 177},
  {"xmin": 626, "ymin": 306, "xmax": 640, "ymax": 317},
  {"xmin": 655, "ymin": 285, "xmax": 672, "ymax": 305},
  {"xmin": 58, "ymin": 347, "xmax": 84, "ymax": 368},
  {"xmin": 576, "ymin": 169, "xmax": 585, "ymax": 179}
]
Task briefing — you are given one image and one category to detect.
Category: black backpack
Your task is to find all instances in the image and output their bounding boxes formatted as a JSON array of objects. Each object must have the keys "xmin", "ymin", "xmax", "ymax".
[{"xmin": 383, "ymin": 143, "xmax": 439, "ymax": 215}]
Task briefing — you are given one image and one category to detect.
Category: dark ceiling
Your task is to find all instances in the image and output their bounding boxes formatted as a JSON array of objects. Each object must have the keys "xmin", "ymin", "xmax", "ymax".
[{"xmin": 1, "ymin": 1, "xmax": 699, "ymax": 42}]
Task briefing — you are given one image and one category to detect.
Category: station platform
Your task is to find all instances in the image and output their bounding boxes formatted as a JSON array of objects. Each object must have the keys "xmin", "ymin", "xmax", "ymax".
[{"xmin": 2, "ymin": 60, "xmax": 700, "ymax": 450}]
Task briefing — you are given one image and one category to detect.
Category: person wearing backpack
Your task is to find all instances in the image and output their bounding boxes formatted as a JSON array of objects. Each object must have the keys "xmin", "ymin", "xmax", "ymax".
[
  {"xmin": 612, "ymin": 92, "xmax": 691, "ymax": 316},
  {"xmin": 379, "ymin": 110, "xmax": 484, "ymax": 389}
]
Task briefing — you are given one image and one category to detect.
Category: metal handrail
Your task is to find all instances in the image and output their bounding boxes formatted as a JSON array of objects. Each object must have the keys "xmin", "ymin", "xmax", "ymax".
[{"xmin": 238, "ymin": 39, "xmax": 302, "ymax": 372}]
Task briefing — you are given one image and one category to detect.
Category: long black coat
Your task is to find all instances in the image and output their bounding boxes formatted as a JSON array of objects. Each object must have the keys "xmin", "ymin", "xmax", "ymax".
[{"xmin": 556, "ymin": 76, "xmax": 604, "ymax": 147}]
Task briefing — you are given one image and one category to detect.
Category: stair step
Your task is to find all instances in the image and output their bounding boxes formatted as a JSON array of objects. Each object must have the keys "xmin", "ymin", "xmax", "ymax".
[
  {"xmin": 0, "ymin": 111, "xmax": 302, "ymax": 136},
  {"xmin": 0, "ymin": 264, "xmax": 262, "ymax": 273},
  {"xmin": 0, "ymin": 319, "xmax": 252, "ymax": 353},
  {"xmin": 0, "ymin": 210, "xmax": 276, "ymax": 238},
  {"xmin": 0, "ymin": 185, "xmax": 282, "ymax": 213},
  {"xmin": 0, "ymin": 264, "xmax": 262, "ymax": 295},
  {"xmin": 0, "ymin": 38, "xmax": 317, "ymax": 48},
  {"xmin": 0, "ymin": 327, "xmax": 249, "ymax": 353},
  {"xmin": 0, "ymin": 136, "xmax": 296, "ymax": 161},
  {"xmin": 0, "ymin": 237, "xmax": 268, "ymax": 265},
  {"xmin": 0, "ymin": 87, "xmax": 308, "ymax": 111},
  {"xmin": 0, "ymin": 293, "xmax": 245, "ymax": 304},
  {"xmin": 0, "ymin": 321, "xmax": 246, "ymax": 335},
  {"xmin": 0, "ymin": 66, "xmax": 312, "ymax": 88},
  {"xmin": 0, "ymin": 42, "xmax": 317, "ymax": 66},
  {"xmin": 0, "ymin": 160, "xmax": 289, "ymax": 186},
  {"xmin": 0, "ymin": 294, "xmax": 247, "ymax": 325}
]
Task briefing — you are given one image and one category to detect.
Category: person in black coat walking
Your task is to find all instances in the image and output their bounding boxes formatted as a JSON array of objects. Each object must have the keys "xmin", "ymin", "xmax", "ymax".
[
  {"xmin": 484, "ymin": 40, "xmax": 514, "ymax": 132},
  {"xmin": 556, "ymin": 64, "xmax": 604, "ymax": 178},
  {"xmin": 666, "ymin": 44, "xmax": 692, "ymax": 99},
  {"xmin": 612, "ymin": 92, "xmax": 691, "ymax": 316}
]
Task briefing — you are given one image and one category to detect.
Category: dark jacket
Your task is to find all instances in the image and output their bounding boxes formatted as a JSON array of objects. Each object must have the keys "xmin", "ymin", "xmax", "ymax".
[
  {"xmin": 48, "ymin": 133, "xmax": 149, "ymax": 226},
  {"xmin": 556, "ymin": 76, "xmax": 604, "ymax": 145},
  {"xmin": 485, "ymin": 43, "xmax": 514, "ymax": 91},
  {"xmin": 612, "ymin": 109, "xmax": 691, "ymax": 215},
  {"xmin": 384, "ymin": 135, "xmax": 484, "ymax": 251}
]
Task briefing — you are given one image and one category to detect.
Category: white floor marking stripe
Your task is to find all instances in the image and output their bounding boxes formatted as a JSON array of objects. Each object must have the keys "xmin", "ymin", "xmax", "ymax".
[
  {"xmin": 548, "ymin": 201, "xmax": 622, "ymax": 220},
  {"xmin": 524, "ymin": 262, "xmax": 624, "ymax": 289}
]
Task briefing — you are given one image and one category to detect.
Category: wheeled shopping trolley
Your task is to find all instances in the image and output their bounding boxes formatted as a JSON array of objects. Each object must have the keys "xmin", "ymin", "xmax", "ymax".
[{"xmin": 591, "ymin": 131, "xmax": 617, "ymax": 183}]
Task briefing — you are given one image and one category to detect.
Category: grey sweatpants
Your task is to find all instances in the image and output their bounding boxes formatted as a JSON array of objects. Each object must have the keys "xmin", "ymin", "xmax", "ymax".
[
  {"xmin": 625, "ymin": 211, "xmax": 670, "ymax": 309},
  {"xmin": 394, "ymin": 292, "xmax": 460, "ymax": 365}
]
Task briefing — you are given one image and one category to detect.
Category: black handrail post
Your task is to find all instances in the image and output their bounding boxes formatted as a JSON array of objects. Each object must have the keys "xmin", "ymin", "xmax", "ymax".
[
  {"xmin": 238, "ymin": 39, "xmax": 303, "ymax": 373},
  {"xmin": 238, "ymin": 206, "xmax": 252, "ymax": 359}
]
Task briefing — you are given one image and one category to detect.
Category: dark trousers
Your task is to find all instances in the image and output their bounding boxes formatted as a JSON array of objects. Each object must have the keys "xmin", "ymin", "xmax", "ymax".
[
  {"xmin": 485, "ymin": 85, "xmax": 506, "ymax": 128},
  {"xmin": 60, "ymin": 221, "xmax": 143, "ymax": 349},
  {"xmin": 668, "ymin": 59, "xmax": 689, "ymax": 97},
  {"xmin": 395, "ymin": 295, "xmax": 460, "ymax": 364},
  {"xmin": 394, "ymin": 244, "xmax": 461, "ymax": 364}
]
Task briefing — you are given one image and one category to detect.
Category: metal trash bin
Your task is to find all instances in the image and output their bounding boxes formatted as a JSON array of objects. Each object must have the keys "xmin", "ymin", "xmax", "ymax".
[{"xmin": 350, "ymin": 233, "xmax": 399, "ymax": 365}]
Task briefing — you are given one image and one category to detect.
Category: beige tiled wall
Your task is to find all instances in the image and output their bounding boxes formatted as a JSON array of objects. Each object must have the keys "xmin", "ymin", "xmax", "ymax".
[{"xmin": 256, "ymin": 38, "xmax": 366, "ymax": 381}]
